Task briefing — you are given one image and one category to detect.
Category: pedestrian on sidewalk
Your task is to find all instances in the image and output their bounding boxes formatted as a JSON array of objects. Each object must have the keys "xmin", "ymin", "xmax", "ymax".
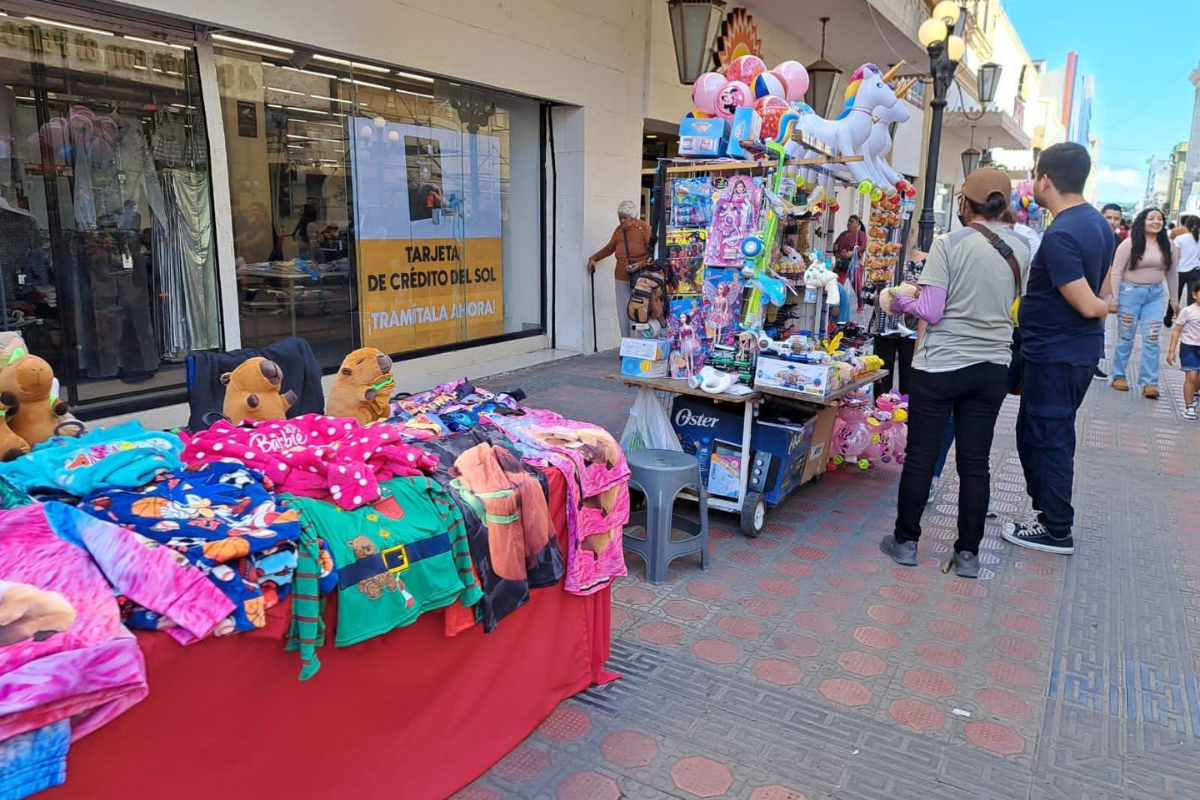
[
  {"xmin": 1095, "ymin": 203, "xmax": 1125, "ymax": 380},
  {"xmin": 1004, "ymin": 143, "xmax": 1112, "ymax": 556},
  {"xmin": 1108, "ymin": 208, "xmax": 1179, "ymax": 398},
  {"xmin": 1171, "ymin": 215, "xmax": 1200, "ymax": 309},
  {"xmin": 587, "ymin": 201, "xmax": 653, "ymax": 339},
  {"xmin": 879, "ymin": 168, "xmax": 1029, "ymax": 578},
  {"xmin": 1167, "ymin": 281, "xmax": 1200, "ymax": 419}
]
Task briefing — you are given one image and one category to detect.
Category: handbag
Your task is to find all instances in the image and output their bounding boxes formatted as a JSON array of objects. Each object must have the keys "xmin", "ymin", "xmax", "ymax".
[{"xmin": 969, "ymin": 223, "xmax": 1025, "ymax": 394}]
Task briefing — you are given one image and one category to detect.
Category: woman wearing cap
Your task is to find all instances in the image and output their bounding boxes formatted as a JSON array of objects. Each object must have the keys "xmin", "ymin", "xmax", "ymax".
[
  {"xmin": 879, "ymin": 168, "xmax": 1030, "ymax": 578},
  {"xmin": 588, "ymin": 201, "xmax": 653, "ymax": 339}
]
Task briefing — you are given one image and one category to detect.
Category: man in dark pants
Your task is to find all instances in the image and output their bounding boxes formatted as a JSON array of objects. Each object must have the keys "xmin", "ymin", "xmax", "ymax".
[
  {"xmin": 1003, "ymin": 143, "xmax": 1112, "ymax": 555},
  {"xmin": 880, "ymin": 168, "xmax": 1030, "ymax": 577}
]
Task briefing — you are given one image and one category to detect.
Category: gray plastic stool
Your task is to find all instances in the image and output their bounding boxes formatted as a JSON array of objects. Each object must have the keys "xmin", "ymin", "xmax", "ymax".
[{"xmin": 623, "ymin": 449, "xmax": 710, "ymax": 584}]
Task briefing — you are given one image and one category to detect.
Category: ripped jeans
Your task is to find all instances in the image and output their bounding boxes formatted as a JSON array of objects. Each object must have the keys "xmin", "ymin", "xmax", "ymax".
[{"xmin": 1112, "ymin": 281, "xmax": 1166, "ymax": 387}]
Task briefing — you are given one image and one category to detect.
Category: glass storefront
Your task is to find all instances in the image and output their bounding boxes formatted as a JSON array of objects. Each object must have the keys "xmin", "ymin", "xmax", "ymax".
[
  {"xmin": 0, "ymin": 8, "xmax": 547, "ymax": 412},
  {"xmin": 0, "ymin": 12, "xmax": 219, "ymax": 405},
  {"xmin": 213, "ymin": 36, "xmax": 543, "ymax": 369}
]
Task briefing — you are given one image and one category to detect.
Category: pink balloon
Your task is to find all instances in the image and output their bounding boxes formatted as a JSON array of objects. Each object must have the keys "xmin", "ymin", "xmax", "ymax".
[
  {"xmin": 725, "ymin": 55, "xmax": 767, "ymax": 87},
  {"xmin": 691, "ymin": 72, "xmax": 728, "ymax": 116},
  {"xmin": 714, "ymin": 80, "xmax": 753, "ymax": 120},
  {"xmin": 774, "ymin": 60, "xmax": 810, "ymax": 101}
]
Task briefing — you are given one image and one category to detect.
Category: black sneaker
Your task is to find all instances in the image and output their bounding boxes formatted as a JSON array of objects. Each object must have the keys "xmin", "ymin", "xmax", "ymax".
[
  {"xmin": 1093, "ymin": 366, "xmax": 1108, "ymax": 380},
  {"xmin": 1001, "ymin": 519, "xmax": 1074, "ymax": 554}
]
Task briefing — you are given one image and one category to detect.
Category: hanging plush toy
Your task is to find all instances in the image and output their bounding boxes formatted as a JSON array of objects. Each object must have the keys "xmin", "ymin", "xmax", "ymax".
[
  {"xmin": 0, "ymin": 352, "xmax": 79, "ymax": 446},
  {"xmin": 221, "ymin": 357, "xmax": 296, "ymax": 425},
  {"xmin": 326, "ymin": 348, "xmax": 396, "ymax": 425}
]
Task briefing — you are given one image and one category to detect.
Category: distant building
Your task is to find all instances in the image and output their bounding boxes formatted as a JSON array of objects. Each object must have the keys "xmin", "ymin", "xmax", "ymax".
[
  {"xmin": 1167, "ymin": 142, "xmax": 1190, "ymax": 219},
  {"xmin": 1184, "ymin": 62, "xmax": 1200, "ymax": 213}
]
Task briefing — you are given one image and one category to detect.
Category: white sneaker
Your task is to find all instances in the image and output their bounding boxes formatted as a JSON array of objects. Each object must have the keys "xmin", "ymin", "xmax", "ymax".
[
  {"xmin": 1186, "ymin": 402, "xmax": 1198, "ymax": 421},
  {"xmin": 986, "ymin": 500, "xmax": 998, "ymax": 518}
]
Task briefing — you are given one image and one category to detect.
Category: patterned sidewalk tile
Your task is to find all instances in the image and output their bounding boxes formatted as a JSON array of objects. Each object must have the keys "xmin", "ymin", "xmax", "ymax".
[{"xmin": 465, "ymin": 345, "xmax": 1200, "ymax": 799}]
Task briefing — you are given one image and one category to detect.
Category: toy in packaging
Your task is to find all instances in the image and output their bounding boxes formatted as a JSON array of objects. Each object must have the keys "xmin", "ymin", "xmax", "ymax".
[
  {"xmin": 671, "ymin": 177, "xmax": 713, "ymax": 228},
  {"xmin": 704, "ymin": 175, "xmax": 762, "ymax": 267},
  {"xmin": 667, "ymin": 297, "xmax": 709, "ymax": 379},
  {"xmin": 679, "ymin": 117, "xmax": 728, "ymax": 157},
  {"xmin": 702, "ymin": 267, "xmax": 744, "ymax": 347},
  {"xmin": 726, "ymin": 107, "xmax": 762, "ymax": 160},
  {"xmin": 665, "ymin": 229, "xmax": 706, "ymax": 296}
]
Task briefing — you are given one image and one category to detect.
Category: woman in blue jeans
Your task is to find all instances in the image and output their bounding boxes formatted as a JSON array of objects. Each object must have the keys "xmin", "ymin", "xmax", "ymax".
[{"xmin": 1109, "ymin": 208, "xmax": 1179, "ymax": 398}]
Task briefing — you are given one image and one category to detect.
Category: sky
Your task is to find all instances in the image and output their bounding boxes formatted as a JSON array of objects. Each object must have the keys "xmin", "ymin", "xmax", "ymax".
[{"xmin": 1004, "ymin": 0, "xmax": 1198, "ymax": 206}]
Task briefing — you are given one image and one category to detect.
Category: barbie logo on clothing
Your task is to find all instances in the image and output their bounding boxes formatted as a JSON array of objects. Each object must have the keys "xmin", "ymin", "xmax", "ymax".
[{"xmin": 248, "ymin": 426, "xmax": 309, "ymax": 453}]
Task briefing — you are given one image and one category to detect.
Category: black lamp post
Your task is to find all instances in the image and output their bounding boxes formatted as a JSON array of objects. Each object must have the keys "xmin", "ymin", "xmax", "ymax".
[{"xmin": 915, "ymin": 4, "xmax": 965, "ymax": 251}]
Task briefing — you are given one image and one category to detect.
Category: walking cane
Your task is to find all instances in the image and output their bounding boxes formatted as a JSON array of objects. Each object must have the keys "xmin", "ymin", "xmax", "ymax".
[{"xmin": 589, "ymin": 266, "xmax": 599, "ymax": 353}]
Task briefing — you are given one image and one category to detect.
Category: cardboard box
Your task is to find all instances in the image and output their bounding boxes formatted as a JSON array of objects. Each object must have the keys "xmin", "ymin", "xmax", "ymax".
[
  {"xmin": 726, "ymin": 107, "xmax": 762, "ymax": 160},
  {"xmin": 754, "ymin": 355, "xmax": 838, "ymax": 397},
  {"xmin": 678, "ymin": 117, "xmax": 728, "ymax": 157},
  {"xmin": 619, "ymin": 337, "xmax": 670, "ymax": 360},
  {"xmin": 802, "ymin": 405, "xmax": 838, "ymax": 484},
  {"xmin": 669, "ymin": 395, "xmax": 818, "ymax": 504},
  {"xmin": 620, "ymin": 356, "xmax": 669, "ymax": 378}
]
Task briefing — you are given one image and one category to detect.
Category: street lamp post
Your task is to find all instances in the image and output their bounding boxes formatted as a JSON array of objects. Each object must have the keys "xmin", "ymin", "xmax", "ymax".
[
  {"xmin": 915, "ymin": 2, "xmax": 965, "ymax": 251},
  {"xmin": 667, "ymin": 0, "xmax": 727, "ymax": 85}
]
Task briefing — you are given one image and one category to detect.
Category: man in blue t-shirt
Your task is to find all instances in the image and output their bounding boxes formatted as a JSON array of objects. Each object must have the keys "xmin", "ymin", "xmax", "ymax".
[{"xmin": 1004, "ymin": 143, "xmax": 1112, "ymax": 556}]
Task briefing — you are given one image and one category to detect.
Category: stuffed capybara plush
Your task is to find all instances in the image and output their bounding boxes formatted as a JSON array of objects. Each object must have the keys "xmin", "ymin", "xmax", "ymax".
[
  {"xmin": 221, "ymin": 357, "xmax": 296, "ymax": 425},
  {"xmin": 325, "ymin": 347, "xmax": 395, "ymax": 425},
  {"xmin": 0, "ymin": 354, "xmax": 77, "ymax": 446},
  {"xmin": 0, "ymin": 391, "xmax": 29, "ymax": 461}
]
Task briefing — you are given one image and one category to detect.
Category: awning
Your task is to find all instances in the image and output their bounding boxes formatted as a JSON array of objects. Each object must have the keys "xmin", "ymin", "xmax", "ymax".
[{"xmin": 942, "ymin": 110, "xmax": 1031, "ymax": 151}]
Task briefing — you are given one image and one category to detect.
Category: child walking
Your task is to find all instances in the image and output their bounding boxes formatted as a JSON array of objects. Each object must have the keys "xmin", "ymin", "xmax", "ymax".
[{"xmin": 1167, "ymin": 281, "xmax": 1200, "ymax": 419}]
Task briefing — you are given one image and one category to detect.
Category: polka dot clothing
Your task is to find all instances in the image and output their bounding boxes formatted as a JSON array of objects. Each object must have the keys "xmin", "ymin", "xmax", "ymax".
[{"xmin": 182, "ymin": 415, "xmax": 439, "ymax": 511}]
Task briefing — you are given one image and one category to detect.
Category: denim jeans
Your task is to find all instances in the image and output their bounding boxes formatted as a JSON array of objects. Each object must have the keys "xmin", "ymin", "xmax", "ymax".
[
  {"xmin": 894, "ymin": 363, "xmax": 1009, "ymax": 554},
  {"xmin": 1015, "ymin": 361, "xmax": 1094, "ymax": 540},
  {"xmin": 1112, "ymin": 281, "xmax": 1166, "ymax": 387}
]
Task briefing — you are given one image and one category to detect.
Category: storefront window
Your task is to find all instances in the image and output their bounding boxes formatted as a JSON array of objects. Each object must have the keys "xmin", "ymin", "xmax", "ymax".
[
  {"xmin": 215, "ymin": 38, "xmax": 542, "ymax": 367},
  {"xmin": 0, "ymin": 15, "xmax": 219, "ymax": 405}
]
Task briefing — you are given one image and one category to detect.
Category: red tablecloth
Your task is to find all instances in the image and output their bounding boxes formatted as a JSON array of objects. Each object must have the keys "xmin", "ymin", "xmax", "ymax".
[{"xmin": 45, "ymin": 467, "xmax": 613, "ymax": 800}]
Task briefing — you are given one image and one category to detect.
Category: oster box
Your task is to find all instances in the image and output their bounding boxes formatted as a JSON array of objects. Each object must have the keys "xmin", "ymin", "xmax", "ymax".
[{"xmin": 669, "ymin": 396, "xmax": 816, "ymax": 504}]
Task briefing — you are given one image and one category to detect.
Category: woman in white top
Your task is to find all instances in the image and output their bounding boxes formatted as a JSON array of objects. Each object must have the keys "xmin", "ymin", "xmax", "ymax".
[
  {"xmin": 1109, "ymin": 207, "xmax": 1180, "ymax": 397},
  {"xmin": 1171, "ymin": 215, "xmax": 1200, "ymax": 307}
]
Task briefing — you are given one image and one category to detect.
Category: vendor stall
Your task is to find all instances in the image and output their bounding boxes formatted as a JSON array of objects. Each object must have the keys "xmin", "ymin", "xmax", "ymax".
[
  {"xmin": 0, "ymin": 342, "xmax": 625, "ymax": 800},
  {"xmin": 616, "ymin": 55, "xmax": 917, "ymax": 536}
]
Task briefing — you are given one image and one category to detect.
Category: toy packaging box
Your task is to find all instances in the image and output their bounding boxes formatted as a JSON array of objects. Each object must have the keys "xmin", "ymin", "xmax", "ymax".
[
  {"xmin": 665, "ymin": 229, "xmax": 706, "ymax": 296},
  {"xmin": 667, "ymin": 297, "xmax": 709, "ymax": 379},
  {"xmin": 701, "ymin": 268, "xmax": 744, "ymax": 347},
  {"xmin": 671, "ymin": 178, "xmax": 713, "ymax": 229},
  {"xmin": 620, "ymin": 356, "xmax": 669, "ymax": 378},
  {"xmin": 726, "ymin": 107, "xmax": 762, "ymax": 160},
  {"xmin": 619, "ymin": 337, "xmax": 670, "ymax": 360},
  {"xmin": 669, "ymin": 396, "xmax": 819, "ymax": 504},
  {"xmin": 679, "ymin": 118, "xmax": 728, "ymax": 157},
  {"xmin": 704, "ymin": 175, "xmax": 762, "ymax": 268},
  {"xmin": 754, "ymin": 355, "xmax": 838, "ymax": 397}
]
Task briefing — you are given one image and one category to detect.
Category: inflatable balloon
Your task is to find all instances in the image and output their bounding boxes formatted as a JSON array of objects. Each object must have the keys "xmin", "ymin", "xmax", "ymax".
[
  {"xmin": 753, "ymin": 71, "xmax": 787, "ymax": 100},
  {"xmin": 774, "ymin": 60, "xmax": 809, "ymax": 101},
  {"xmin": 692, "ymin": 72, "xmax": 728, "ymax": 116},
  {"xmin": 725, "ymin": 55, "xmax": 767, "ymax": 87},
  {"xmin": 685, "ymin": 108, "xmax": 712, "ymax": 119},
  {"xmin": 715, "ymin": 81, "xmax": 753, "ymax": 120},
  {"xmin": 754, "ymin": 95, "xmax": 790, "ymax": 140}
]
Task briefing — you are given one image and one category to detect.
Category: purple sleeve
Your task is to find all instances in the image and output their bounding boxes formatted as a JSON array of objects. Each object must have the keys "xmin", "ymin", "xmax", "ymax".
[
  {"xmin": 892, "ymin": 285, "xmax": 948, "ymax": 325},
  {"xmin": 48, "ymin": 503, "xmax": 234, "ymax": 640}
]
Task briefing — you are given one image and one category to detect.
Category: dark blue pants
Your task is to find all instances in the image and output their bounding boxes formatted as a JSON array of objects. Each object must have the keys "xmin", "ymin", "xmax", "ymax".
[{"xmin": 1015, "ymin": 361, "xmax": 1094, "ymax": 540}]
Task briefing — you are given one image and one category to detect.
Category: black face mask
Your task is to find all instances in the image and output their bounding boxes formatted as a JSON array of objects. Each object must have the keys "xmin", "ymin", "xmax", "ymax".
[{"xmin": 956, "ymin": 211, "xmax": 968, "ymax": 228}]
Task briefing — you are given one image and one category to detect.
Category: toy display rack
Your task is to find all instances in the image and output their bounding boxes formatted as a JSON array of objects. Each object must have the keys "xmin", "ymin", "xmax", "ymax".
[{"xmin": 611, "ymin": 369, "xmax": 888, "ymax": 535}]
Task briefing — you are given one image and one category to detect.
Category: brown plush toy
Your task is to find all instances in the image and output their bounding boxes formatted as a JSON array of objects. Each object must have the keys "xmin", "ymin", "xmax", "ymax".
[
  {"xmin": 0, "ymin": 353, "xmax": 78, "ymax": 446},
  {"xmin": 325, "ymin": 347, "xmax": 395, "ymax": 425},
  {"xmin": 0, "ymin": 391, "xmax": 29, "ymax": 461},
  {"xmin": 221, "ymin": 357, "xmax": 296, "ymax": 425}
]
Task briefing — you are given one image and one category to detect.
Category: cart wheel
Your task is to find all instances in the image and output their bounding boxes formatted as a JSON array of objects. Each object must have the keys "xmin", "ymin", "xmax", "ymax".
[
  {"xmin": 811, "ymin": 473, "xmax": 823, "ymax": 484},
  {"xmin": 740, "ymin": 492, "xmax": 766, "ymax": 537}
]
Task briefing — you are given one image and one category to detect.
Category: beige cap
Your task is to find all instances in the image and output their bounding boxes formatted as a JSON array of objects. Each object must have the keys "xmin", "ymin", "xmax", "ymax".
[{"xmin": 961, "ymin": 167, "xmax": 1012, "ymax": 205}]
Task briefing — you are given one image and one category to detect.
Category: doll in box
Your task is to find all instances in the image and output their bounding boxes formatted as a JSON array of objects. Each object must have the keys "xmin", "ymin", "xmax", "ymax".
[
  {"xmin": 702, "ymin": 268, "xmax": 744, "ymax": 347},
  {"xmin": 704, "ymin": 175, "xmax": 761, "ymax": 267},
  {"xmin": 667, "ymin": 297, "xmax": 708, "ymax": 379}
]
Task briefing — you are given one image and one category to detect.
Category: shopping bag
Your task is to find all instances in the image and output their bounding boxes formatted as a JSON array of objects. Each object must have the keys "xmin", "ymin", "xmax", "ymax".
[{"xmin": 620, "ymin": 387, "xmax": 683, "ymax": 453}]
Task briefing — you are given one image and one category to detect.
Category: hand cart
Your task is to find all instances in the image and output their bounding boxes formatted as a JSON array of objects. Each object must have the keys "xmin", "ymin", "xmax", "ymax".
[{"xmin": 612, "ymin": 369, "xmax": 888, "ymax": 536}]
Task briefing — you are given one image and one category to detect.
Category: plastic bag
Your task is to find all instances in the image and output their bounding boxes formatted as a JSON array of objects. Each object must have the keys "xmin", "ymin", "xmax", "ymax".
[{"xmin": 620, "ymin": 387, "xmax": 683, "ymax": 453}]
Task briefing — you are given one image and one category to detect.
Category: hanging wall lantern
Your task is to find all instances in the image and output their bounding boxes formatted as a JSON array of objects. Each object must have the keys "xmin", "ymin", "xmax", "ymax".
[{"xmin": 667, "ymin": 0, "xmax": 727, "ymax": 84}]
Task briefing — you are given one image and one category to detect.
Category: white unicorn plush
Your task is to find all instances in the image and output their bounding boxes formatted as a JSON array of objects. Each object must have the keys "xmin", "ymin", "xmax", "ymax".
[
  {"xmin": 796, "ymin": 63, "xmax": 904, "ymax": 188},
  {"xmin": 862, "ymin": 77, "xmax": 916, "ymax": 191}
]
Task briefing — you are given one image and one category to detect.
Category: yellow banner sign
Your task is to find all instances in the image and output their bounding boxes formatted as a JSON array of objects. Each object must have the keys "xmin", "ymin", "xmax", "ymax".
[{"xmin": 357, "ymin": 238, "xmax": 504, "ymax": 353}]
